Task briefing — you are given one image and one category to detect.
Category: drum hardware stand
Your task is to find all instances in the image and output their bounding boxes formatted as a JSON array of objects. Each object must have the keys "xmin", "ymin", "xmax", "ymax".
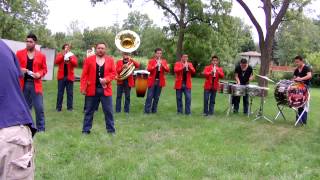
[
  {"xmin": 252, "ymin": 80, "xmax": 272, "ymax": 123},
  {"xmin": 248, "ymin": 96, "xmax": 259, "ymax": 117},
  {"xmin": 274, "ymin": 92, "xmax": 310, "ymax": 126},
  {"xmin": 225, "ymin": 94, "xmax": 233, "ymax": 116},
  {"xmin": 274, "ymin": 103, "xmax": 287, "ymax": 121}
]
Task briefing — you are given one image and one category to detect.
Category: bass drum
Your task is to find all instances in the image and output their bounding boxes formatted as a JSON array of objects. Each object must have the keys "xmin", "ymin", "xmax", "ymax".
[
  {"xmin": 134, "ymin": 70, "xmax": 150, "ymax": 97},
  {"xmin": 274, "ymin": 80, "xmax": 309, "ymax": 108}
]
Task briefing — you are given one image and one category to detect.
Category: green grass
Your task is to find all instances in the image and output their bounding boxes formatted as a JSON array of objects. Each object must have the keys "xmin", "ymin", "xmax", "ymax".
[{"xmin": 34, "ymin": 72, "xmax": 320, "ymax": 179}]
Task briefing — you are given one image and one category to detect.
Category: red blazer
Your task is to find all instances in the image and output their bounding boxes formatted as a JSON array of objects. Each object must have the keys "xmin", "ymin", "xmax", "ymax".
[
  {"xmin": 116, "ymin": 58, "xmax": 140, "ymax": 87},
  {"xmin": 55, "ymin": 53, "xmax": 78, "ymax": 81},
  {"xmin": 80, "ymin": 55, "xmax": 116, "ymax": 96},
  {"xmin": 16, "ymin": 49, "xmax": 47, "ymax": 94},
  {"xmin": 147, "ymin": 58, "xmax": 170, "ymax": 87},
  {"xmin": 174, "ymin": 61, "xmax": 195, "ymax": 89},
  {"xmin": 203, "ymin": 65, "xmax": 224, "ymax": 90}
]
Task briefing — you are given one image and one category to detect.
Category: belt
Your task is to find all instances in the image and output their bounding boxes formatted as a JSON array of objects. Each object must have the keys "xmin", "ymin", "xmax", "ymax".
[
  {"xmin": 25, "ymin": 79, "xmax": 34, "ymax": 82},
  {"xmin": 155, "ymin": 79, "xmax": 160, "ymax": 81}
]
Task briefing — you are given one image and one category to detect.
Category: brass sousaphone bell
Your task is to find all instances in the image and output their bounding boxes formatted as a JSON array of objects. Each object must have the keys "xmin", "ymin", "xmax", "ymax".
[{"xmin": 115, "ymin": 30, "xmax": 141, "ymax": 80}]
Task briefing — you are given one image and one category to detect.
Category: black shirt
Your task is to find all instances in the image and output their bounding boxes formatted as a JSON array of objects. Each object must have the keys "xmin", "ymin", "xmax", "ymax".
[
  {"xmin": 64, "ymin": 63, "xmax": 68, "ymax": 77},
  {"xmin": 24, "ymin": 56, "xmax": 34, "ymax": 80},
  {"xmin": 182, "ymin": 67, "xmax": 187, "ymax": 84},
  {"xmin": 96, "ymin": 63, "xmax": 105, "ymax": 88},
  {"xmin": 294, "ymin": 65, "xmax": 311, "ymax": 86},
  {"xmin": 235, "ymin": 65, "xmax": 253, "ymax": 85},
  {"xmin": 155, "ymin": 66, "xmax": 160, "ymax": 80}
]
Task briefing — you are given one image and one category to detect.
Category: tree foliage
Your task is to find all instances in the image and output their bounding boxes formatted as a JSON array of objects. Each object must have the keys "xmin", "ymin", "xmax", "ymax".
[
  {"xmin": 275, "ymin": 14, "xmax": 320, "ymax": 65},
  {"xmin": 0, "ymin": 0, "xmax": 48, "ymax": 41},
  {"xmin": 235, "ymin": 0, "xmax": 312, "ymax": 86}
]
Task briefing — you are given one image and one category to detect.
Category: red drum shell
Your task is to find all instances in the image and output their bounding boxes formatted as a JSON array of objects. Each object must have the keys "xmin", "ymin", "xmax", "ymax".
[
  {"xmin": 274, "ymin": 80, "xmax": 309, "ymax": 108},
  {"xmin": 135, "ymin": 73, "xmax": 148, "ymax": 97}
]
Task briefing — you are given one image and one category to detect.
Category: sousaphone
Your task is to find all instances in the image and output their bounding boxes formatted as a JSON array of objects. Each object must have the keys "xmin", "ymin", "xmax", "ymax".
[{"xmin": 115, "ymin": 30, "xmax": 140, "ymax": 80}]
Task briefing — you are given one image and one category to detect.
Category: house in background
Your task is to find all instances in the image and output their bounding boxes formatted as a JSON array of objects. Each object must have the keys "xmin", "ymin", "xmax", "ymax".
[{"xmin": 239, "ymin": 51, "xmax": 261, "ymax": 67}]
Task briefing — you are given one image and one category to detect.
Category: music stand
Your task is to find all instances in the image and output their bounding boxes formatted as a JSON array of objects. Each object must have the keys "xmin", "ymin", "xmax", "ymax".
[{"xmin": 252, "ymin": 78, "xmax": 273, "ymax": 123}]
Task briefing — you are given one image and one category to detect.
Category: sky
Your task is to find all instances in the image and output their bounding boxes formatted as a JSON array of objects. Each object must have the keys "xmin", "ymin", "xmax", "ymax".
[{"xmin": 46, "ymin": 0, "xmax": 320, "ymax": 42}]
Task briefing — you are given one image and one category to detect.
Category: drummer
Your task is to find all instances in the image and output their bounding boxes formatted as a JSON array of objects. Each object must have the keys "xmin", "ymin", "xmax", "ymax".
[
  {"xmin": 233, "ymin": 58, "xmax": 253, "ymax": 114},
  {"xmin": 293, "ymin": 55, "xmax": 312, "ymax": 125}
]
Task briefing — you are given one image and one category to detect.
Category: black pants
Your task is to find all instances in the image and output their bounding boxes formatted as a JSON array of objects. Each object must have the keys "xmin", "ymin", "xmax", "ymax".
[
  {"xmin": 56, "ymin": 77, "xmax": 73, "ymax": 111},
  {"xmin": 232, "ymin": 95, "xmax": 249, "ymax": 114}
]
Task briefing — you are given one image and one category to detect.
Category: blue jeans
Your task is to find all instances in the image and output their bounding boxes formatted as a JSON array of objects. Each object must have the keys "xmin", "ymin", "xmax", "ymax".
[
  {"xmin": 23, "ymin": 81, "xmax": 45, "ymax": 131},
  {"xmin": 144, "ymin": 80, "xmax": 162, "ymax": 113},
  {"xmin": 232, "ymin": 95, "xmax": 249, "ymax": 114},
  {"xmin": 56, "ymin": 77, "xmax": 74, "ymax": 110},
  {"xmin": 83, "ymin": 96, "xmax": 99, "ymax": 113},
  {"xmin": 115, "ymin": 80, "xmax": 131, "ymax": 113},
  {"xmin": 176, "ymin": 84, "xmax": 191, "ymax": 114},
  {"xmin": 82, "ymin": 88, "xmax": 115, "ymax": 133},
  {"xmin": 203, "ymin": 89, "xmax": 216, "ymax": 115}
]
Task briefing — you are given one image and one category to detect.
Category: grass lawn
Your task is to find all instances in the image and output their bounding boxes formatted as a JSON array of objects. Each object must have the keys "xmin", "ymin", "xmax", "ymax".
[{"xmin": 34, "ymin": 70, "xmax": 320, "ymax": 179}]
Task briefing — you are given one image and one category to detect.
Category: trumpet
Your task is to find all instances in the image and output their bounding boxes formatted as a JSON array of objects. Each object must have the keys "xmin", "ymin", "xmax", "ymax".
[
  {"xmin": 212, "ymin": 64, "xmax": 217, "ymax": 77},
  {"xmin": 64, "ymin": 51, "xmax": 74, "ymax": 61},
  {"xmin": 157, "ymin": 57, "xmax": 161, "ymax": 71}
]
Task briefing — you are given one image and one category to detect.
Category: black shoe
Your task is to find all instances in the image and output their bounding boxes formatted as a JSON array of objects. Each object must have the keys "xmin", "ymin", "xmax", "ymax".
[
  {"xmin": 203, "ymin": 113, "xmax": 208, "ymax": 116},
  {"xmin": 56, "ymin": 109, "xmax": 61, "ymax": 112},
  {"xmin": 82, "ymin": 131, "xmax": 90, "ymax": 135},
  {"xmin": 67, "ymin": 108, "xmax": 73, "ymax": 111}
]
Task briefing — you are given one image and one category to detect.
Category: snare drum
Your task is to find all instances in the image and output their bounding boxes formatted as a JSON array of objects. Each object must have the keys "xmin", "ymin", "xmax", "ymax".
[
  {"xmin": 274, "ymin": 80, "xmax": 309, "ymax": 108},
  {"xmin": 231, "ymin": 84, "xmax": 247, "ymax": 96}
]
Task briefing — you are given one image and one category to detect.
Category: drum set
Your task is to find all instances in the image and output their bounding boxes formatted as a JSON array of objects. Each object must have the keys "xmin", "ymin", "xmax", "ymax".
[{"xmin": 220, "ymin": 74, "xmax": 310, "ymax": 125}]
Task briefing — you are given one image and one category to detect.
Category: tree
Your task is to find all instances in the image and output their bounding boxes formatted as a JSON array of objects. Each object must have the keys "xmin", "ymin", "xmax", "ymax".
[
  {"xmin": 90, "ymin": 0, "xmax": 210, "ymax": 59},
  {"xmin": 0, "ymin": 0, "xmax": 48, "ymax": 41},
  {"xmin": 122, "ymin": 11, "xmax": 153, "ymax": 33},
  {"xmin": 235, "ymin": 0, "xmax": 311, "ymax": 86},
  {"xmin": 275, "ymin": 15, "xmax": 320, "ymax": 65}
]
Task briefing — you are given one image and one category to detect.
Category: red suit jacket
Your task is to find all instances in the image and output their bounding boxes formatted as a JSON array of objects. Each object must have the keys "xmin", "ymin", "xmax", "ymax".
[
  {"xmin": 55, "ymin": 53, "xmax": 78, "ymax": 81},
  {"xmin": 80, "ymin": 55, "xmax": 116, "ymax": 96},
  {"xmin": 16, "ymin": 49, "xmax": 47, "ymax": 94},
  {"xmin": 174, "ymin": 61, "xmax": 196, "ymax": 89},
  {"xmin": 116, "ymin": 58, "xmax": 140, "ymax": 87},
  {"xmin": 147, "ymin": 58, "xmax": 170, "ymax": 87},
  {"xmin": 203, "ymin": 65, "xmax": 224, "ymax": 90}
]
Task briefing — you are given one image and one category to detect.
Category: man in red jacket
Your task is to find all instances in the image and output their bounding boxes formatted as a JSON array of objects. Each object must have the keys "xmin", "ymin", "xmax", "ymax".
[
  {"xmin": 144, "ymin": 48, "xmax": 170, "ymax": 114},
  {"xmin": 16, "ymin": 33, "xmax": 47, "ymax": 132},
  {"xmin": 115, "ymin": 52, "xmax": 140, "ymax": 113},
  {"xmin": 55, "ymin": 43, "xmax": 78, "ymax": 111},
  {"xmin": 202, "ymin": 55, "xmax": 224, "ymax": 116},
  {"xmin": 174, "ymin": 54, "xmax": 196, "ymax": 115},
  {"xmin": 80, "ymin": 42, "xmax": 116, "ymax": 135}
]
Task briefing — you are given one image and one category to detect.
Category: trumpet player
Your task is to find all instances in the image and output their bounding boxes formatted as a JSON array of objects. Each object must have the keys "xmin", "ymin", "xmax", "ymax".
[
  {"xmin": 202, "ymin": 55, "xmax": 224, "ymax": 116},
  {"xmin": 144, "ymin": 48, "xmax": 170, "ymax": 114},
  {"xmin": 115, "ymin": 52, "xmax": 140, "ymax": 113},
  {"xmin": 16, "ymin": 33, "xmax": 47, "ymax": 132},
  {"xmin": 55, "ymin": 43, "xmax": 78, "ymax": 112},
  {"xmin": 174, "ymin": 54, "xmax": 195, "ymax": 115},
  {"xmin": 80, "ymin": 42, "xmax": 116, "ymax": 135}
]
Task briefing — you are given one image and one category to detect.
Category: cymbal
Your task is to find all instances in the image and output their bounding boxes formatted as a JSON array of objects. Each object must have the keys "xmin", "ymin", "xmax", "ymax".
[{"xmin": 256, "ymin": 74, "xmax": 275, "ymax": 83}]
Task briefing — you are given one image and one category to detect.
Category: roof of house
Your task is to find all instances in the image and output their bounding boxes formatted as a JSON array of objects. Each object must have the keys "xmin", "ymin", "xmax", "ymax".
[{"xmin": 239, "ymin": 51, "xmax": 261, "ymax": 57}]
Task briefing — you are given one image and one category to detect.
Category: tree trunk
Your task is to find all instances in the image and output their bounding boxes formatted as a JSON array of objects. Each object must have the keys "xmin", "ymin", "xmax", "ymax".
[
  {"xmin": 176, "ymin": 27, "xmax": 185, "ymax": 60},
  {"xmin": 258, "ymin": 37, "xmax": 274, "ymax": 87}
]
